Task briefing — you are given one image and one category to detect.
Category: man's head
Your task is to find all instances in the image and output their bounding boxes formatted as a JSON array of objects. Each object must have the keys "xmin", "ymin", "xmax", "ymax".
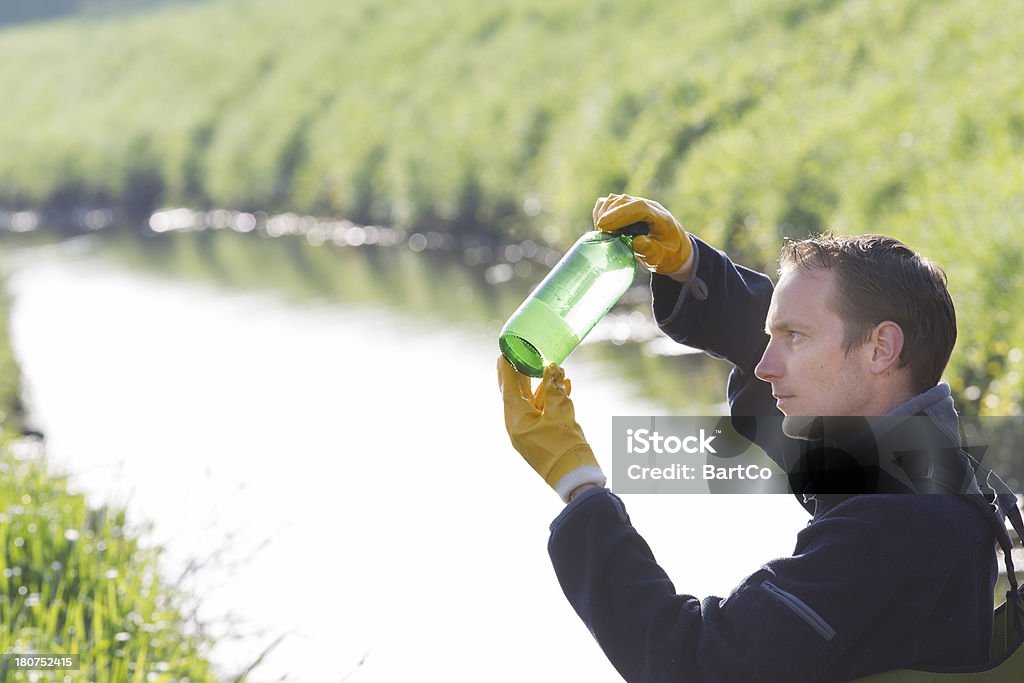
[{"xmin": 754, "ymin": 234, "xmax": 956, "ymax": 424}]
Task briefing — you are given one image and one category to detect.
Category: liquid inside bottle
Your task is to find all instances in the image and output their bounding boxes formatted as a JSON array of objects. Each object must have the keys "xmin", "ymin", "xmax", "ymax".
[{"xmin": 499, "ymin": 230, "xmax": 638, "ymax": 377}]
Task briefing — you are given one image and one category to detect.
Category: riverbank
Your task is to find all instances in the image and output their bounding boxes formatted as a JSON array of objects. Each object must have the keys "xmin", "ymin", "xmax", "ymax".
[{"xmin": 0, "ymin": 269, "xmax": 229, "ymax": 680}]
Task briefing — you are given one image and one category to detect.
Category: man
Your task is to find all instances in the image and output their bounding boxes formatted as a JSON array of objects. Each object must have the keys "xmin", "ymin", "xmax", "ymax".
[{"xmin": 497, "ymin": 194, "xmax": 999, "ymax": 681}]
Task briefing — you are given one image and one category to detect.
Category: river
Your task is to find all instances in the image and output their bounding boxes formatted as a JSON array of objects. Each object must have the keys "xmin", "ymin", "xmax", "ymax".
[{"xmin": 2, "ymin": 233, "xmax": 809, "ymax": 682}]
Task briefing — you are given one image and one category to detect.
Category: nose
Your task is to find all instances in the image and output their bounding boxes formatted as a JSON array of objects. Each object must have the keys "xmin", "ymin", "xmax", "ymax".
[{"xmin": 754, "ymin": 340, "xmax": 782, "ymax": 383}]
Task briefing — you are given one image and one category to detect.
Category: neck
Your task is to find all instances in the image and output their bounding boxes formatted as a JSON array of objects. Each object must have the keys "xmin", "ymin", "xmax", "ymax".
[
  {"xmin": 874, "ymin": 391, "xmax": 917, "ymax": 416},
  {"xmin": 865, "ymin": 372, "xmax": 919, "ymax": 416}
]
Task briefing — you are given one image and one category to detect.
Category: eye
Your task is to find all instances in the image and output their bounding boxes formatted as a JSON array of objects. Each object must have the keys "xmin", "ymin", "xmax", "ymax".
[{"xmin": 787, "ymin": 330, "xmax": 804, "ymax": 341}]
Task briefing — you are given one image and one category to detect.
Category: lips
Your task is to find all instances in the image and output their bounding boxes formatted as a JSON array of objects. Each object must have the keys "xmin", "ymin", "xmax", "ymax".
[{"xmin": 773, "ymin": 394, "xmax": 794, "ymax": 411}]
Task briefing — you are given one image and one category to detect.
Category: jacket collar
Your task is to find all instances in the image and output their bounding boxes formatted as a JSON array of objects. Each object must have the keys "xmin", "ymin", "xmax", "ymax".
[{"xmin": 803, "ymin": 383, "xmax": 980, "ymax": 516}]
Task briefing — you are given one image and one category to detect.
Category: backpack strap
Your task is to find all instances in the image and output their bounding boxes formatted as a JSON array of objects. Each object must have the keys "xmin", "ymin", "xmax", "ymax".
[{"xmin": 962, "ymin": 450, "xmax": 1024, "ymax": 635}]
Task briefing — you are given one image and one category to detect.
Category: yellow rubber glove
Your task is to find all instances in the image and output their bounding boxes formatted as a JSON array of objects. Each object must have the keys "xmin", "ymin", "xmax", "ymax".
[
  {"xmin": 593, "ymin": 193, "xmax": 693, "ymax": 275},
  {"xmin": 497, "ymin": 357, "xmax": 606, "ymax": 502}
]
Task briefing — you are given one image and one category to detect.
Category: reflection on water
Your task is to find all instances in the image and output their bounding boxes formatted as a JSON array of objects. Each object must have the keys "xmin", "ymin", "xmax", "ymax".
[
  {"xmin": 1, "ymin": 235, "xmax": 810, "ymax": 682},
  {"xmin": 102, "ymin": 226, "xmax": 731, "ymax": 414}
]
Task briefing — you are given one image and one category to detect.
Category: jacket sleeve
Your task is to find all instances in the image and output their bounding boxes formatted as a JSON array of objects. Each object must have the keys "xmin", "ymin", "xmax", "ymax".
[
  {"xmin": 649, "ymin": 235, "xmax": 798, "ymax": 474},
  {"xmin": 547, "ymin": 489, "xmax": 920, "ymax": 683},
  {"xmin": 651, "ymin": 235, "xmax": 773, "ymax": 376}
]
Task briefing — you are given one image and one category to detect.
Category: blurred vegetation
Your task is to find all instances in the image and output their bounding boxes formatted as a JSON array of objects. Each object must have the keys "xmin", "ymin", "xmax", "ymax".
[
  {"xmin": 0, "ymin": 0, "xmax": 1021, "ymax": 423},
  {"xmin": 0, "ymin": 276, "xmax": 224, "ymax": 679}
]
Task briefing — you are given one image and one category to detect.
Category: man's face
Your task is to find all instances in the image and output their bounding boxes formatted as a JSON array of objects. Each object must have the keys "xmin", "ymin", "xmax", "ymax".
[{"xmin": 754, "ymin": 267, "xmax": 874, "ymax": 422}]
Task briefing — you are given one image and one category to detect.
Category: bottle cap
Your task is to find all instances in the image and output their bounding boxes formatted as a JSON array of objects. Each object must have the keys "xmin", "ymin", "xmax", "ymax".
[{"xmin": 609, "ymin": 221, "xmax": 650, "ymax": 237}]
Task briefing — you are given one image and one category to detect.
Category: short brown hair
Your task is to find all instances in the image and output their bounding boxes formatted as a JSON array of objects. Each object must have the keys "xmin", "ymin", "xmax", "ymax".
[{"xmin": 779, "ymin": 234, "xmax": 956, "ymax": 394}]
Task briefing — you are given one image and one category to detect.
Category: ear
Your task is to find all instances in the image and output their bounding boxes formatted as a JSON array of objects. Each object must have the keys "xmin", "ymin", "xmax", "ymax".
[{"xmin": 869, "ymin": 321, "xmax": 905, "ymax": 374}]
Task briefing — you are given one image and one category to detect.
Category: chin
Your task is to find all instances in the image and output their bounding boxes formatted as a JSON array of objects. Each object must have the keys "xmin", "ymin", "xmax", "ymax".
[{"xmin": 782, "ymin": 414, "xmax": 819, "ymax": 440}]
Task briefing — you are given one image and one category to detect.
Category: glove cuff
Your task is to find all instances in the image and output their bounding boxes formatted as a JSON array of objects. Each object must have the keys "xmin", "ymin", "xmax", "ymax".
[
  {"xmin": 666, "ymin": 234, "xmax": 697, "ymax": 282},
  {"xmin": 554, "ymin": 464, "xmax": 607, "ymax": 503}
]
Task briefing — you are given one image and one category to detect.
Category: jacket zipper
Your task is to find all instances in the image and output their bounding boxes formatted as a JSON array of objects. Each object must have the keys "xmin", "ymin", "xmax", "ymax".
[{"xmin": 761, "ymin": 580, "xmax": 837, "ymax": 641}]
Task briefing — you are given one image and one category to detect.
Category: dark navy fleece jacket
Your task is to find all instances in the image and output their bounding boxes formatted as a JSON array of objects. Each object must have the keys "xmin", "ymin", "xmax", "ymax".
[{"xmin": 547, "ymin": 237, "xmax": 997, "ymax": 682}]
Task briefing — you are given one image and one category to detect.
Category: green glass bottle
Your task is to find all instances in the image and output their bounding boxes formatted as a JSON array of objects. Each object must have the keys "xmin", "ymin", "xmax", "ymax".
[{"xmin": 499, "ymin": 224, "xmax": 646, "ymax": 377}]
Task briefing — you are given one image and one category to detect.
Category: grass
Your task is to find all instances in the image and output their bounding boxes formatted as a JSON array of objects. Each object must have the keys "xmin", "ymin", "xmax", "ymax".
[{"xmin": 0, "ymin": 440, "xmax": 219, "ymax": 682}]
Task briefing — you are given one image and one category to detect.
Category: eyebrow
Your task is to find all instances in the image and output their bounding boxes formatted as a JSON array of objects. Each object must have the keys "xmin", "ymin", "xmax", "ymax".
[{"xmin": 764, "ymin": 320, "xmax": 812, "ymax": 335}]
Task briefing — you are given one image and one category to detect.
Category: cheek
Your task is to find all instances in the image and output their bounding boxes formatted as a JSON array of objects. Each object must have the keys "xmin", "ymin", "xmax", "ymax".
[
  {"xmin": 802, "ymin": 353, "xmax": 846, "ymax": 395},
  {"xmin": 829, "ymin": 356, "xmax": 872, "ymax": 399},
  {"xmin": 796, "ymin": 349, "xmax": 833, "ymax": 381}
]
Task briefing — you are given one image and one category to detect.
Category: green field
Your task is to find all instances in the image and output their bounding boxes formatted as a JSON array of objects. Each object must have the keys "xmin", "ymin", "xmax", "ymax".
[{"xmin": 0, "ymin": 0, "xmax": 1021, "ymax": 418}]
